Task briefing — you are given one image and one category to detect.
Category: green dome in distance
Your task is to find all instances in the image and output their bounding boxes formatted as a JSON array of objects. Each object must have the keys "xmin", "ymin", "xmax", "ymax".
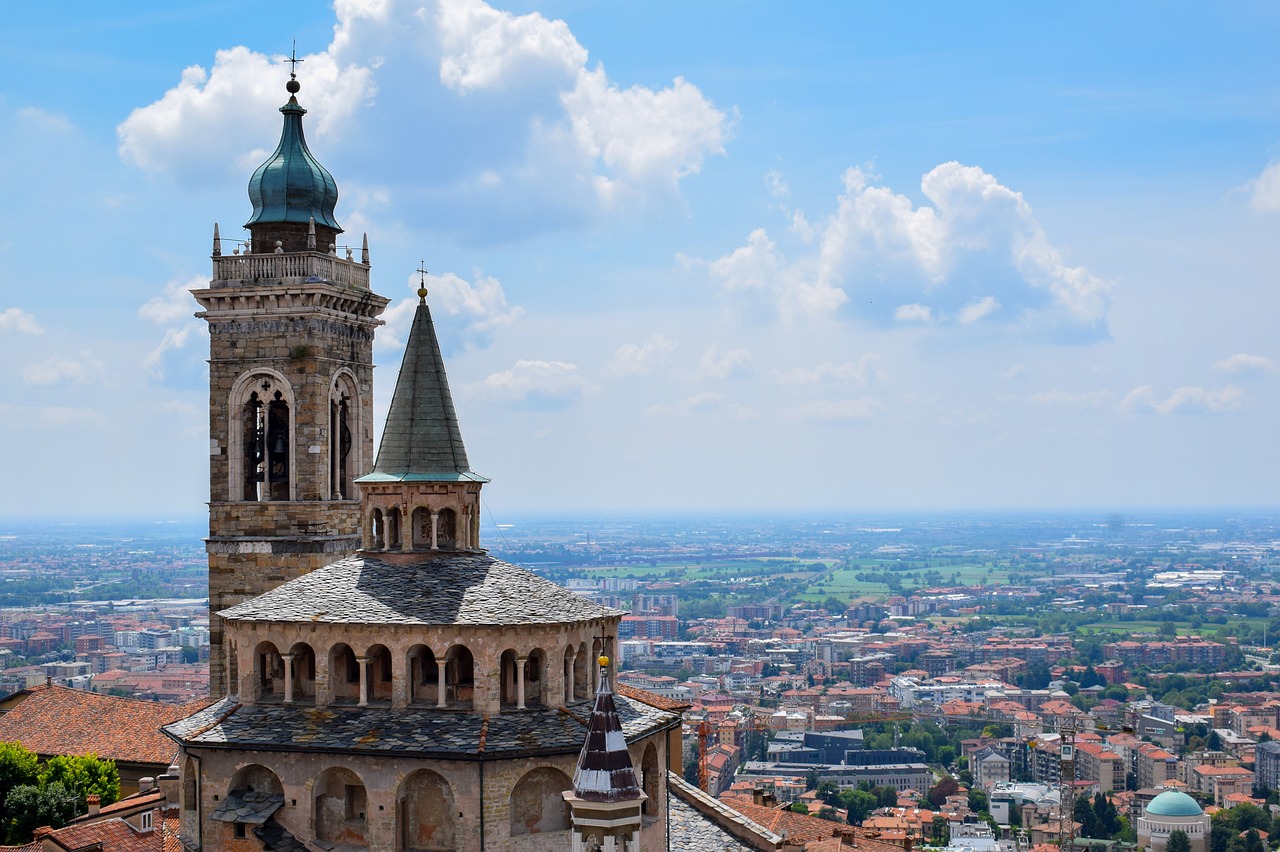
[
  {"xmin": 245, "ymin": 77, "xmax": 341, "ymax": 232},
  {"xmin": 1145, "ymin": 790, "xmax": 1203, "ymax": 817}
]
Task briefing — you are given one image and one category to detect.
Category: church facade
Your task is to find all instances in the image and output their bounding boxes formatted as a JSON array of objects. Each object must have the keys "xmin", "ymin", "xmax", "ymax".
[{"xmin": 169, "ymin": 72, "xmax": 680, "ymax": 852}]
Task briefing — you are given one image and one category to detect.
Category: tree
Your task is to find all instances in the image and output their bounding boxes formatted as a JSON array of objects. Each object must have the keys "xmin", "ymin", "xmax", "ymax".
[
  {"xmin": 1167, "ymin": 829, "xmax": 1192, "ymax": 852},
  {"xmin": 927, "ymin": 777, "xmax": 960, "ymax": 807},
  {"xmin": 968, "ymin": 789, "xmax": 989, "ymax": 814},
  {"xmin": 39, "ymin": 754, "xmax": 120, "ymax": 808},
  {"xmin": 1094, "ymin": 791, "xmax": 1121, "ymax": 837},
  {"xmin": 1208, "ymin": 730, "xmax": 1224, "ymax": 751},
  {"xmin": 683, "ymin": 742, "xmax": 701, "ymax": 787},
  {"xmin": 1075, "ymin": 795, "xmax": 1102, "ymax": 839},
  {"xmin": 180, "ymin": 645, "xmax": 199, "ymax": 664},
  {"xmin": 816, "ymin": 806, "xmax": 841, "ymax": 823},
  {"xmin": 4, "ymin": 782, "xmax": 79, "ymax": 844},
  {"xmin": 822, "ymin": 596, "xmax": 845, "ymax": 615},
  {"xmin": 841, "ymin": 789, "xmax": 879, "ymax": 825},
  {"xmin": 877, "ymin": 786, "xmax": 898, "ymax": 809},
  {"xmin": 0, "ymin": 741, "xmax": 38, "ymax": 818},
  {"xmin": 931, "ymin": 815, "xmax": 950, "ymax": 845},
  {"xmin": 1244, "ymin": 828, "xmax": 1264, "ymax": 852}
]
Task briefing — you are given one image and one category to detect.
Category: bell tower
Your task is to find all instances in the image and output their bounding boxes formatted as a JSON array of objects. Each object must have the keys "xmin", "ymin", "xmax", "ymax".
[{"xmin": 193, "ymin": 71, "xmax": 389, "ymax": 696}]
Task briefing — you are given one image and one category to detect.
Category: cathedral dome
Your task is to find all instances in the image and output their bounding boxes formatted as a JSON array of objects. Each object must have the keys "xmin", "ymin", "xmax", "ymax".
[
  {"xmin": 244, "ymin": 79, "xmax": 341, "ymax": 232},
  {"xmin": 1145, "ymin": 790, "xmax": 1203, "ymax": 817}
]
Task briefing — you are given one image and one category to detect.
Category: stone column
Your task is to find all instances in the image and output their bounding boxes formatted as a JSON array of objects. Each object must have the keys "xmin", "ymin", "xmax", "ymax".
[
  {"xmin": 516, "ymin": 656, "xmax": 527, "ymax": 709},
  {"xmin": 357, "ymin": 656, "xmax": 370, "ymax": 707},
  {"xmin": 430, "ymin": 511, "xmax": 439, "ymax": 550},
  {"xmin": 315, "ymin": 652, "xmax": 332, "ymax": 706},
  {"xmin": 564, "ymin": 647, "xmax": 576, "ymax": 703},
  {"xmin": 281, "ymin": 653, "xmax": 295, "ymax": 704},
  {"xmin": 437, "ymin": 659, "xmax": 447, "ymax": 708}
]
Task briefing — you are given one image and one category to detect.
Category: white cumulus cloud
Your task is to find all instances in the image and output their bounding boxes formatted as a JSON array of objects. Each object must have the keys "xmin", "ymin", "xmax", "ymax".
[
  {"xmin": 24, "ymin": 353, "xmax": 104, "ymax": 386},
  {"xmin": 1214, "ymin": 353, "xmax": 1276, "ymax": 376},
  {"xmin": 604, "ymin": 334, "xmax": 676, "ymax": 378},
  {"xmin": 696, "ymin": 344, "xmax": 753, "ymax": 380},
  {"xmin": 1122, "ymin": 384, "xmax": 1243, "ymax": 415},
  {"xmin": 1249, "ymin": 162, "xmax": 1280, "ymax": 212},
  {"xmin": 378, "ymin": 270, "xmax": 522, "ymax": 353},
  {"xmin": 0, "ymin": 308, "xmax": 42, "ymax": 336},
  {"xmin": 478, "ymin": 359, "xmax": 590, "ymax": 408},
  {"xmin": 140, "ymin": 277, "xmax": 203, "ymax": 324},
  {"xmin": 706, "ymin": 162, "xmax": 1111, "ymax": 335},
  {"xmin": 771, "ymin": 356, "xmax": 882, "ymax": 387},
  {"xmin": 118, "ymin": 0, "xmax": 729, "ymax": 238}
]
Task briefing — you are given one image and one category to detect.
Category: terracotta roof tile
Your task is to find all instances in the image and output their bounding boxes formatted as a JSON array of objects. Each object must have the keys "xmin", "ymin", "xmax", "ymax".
[
  {"xmin": 616, "ymin": 683, "xmax": 691, "ymax": 712},
  {"xmin": 0, "ymin": 685, "xmax": 210, "ymax": 765}
]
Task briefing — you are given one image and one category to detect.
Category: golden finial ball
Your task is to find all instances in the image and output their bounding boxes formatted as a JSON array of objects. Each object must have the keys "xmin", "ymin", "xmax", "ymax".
[
  {"xmin": 417, "ymin": 286, "xmax": 428, "ymax": 299},
  {"xmin": 598, "ymin": 655, "xmax": 609, "ymax": 667}
]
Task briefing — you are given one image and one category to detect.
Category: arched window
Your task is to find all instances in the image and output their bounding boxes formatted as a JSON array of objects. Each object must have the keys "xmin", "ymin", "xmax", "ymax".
[
  {"xmin": 230, "ymin": 372, "xmax": 294, "ymax": 502},
  {"xmin": 641, "ymin": 743, "xmax": 660, "ymax": 818},
  {"xmin": 387, "ymin": 508, "xmax": 402, "ymax": 550},
  {"xmin": 524, "ymin": 649, "xmax": 546, "ymax": 707},
  {"xmin": 444, "ymin": 645, "xmax": 474, "ymax": 708},
  {"xmin": 408, "ymin": 645, "xmax": 438, "ymax": 706},
  {"xmin": 508, "ymin": 768, "xmax": 571, "ymax": 836},
  {"xmin": 254, "ymin": 641, "xmax": 284, "ymax": 702},
  {"xmin": 398, "ymin": 770, "xmax": 456, "ymax": 852},
  {"xmin": 437, "ymin": 509, "xmax": 457, "ymax": 549},
  {"xmin": 329, "ymin": 372, "xmax": 358, "ymax": 500},
  {"xmin": 182, "ymin": 757, "xmax": 197, "ymax": 812},
  {"xmin": 289, "ymin": 642, "xmax": 316, "ymax": 703},
  {"xmin": 330, "ymin": 644, "xmax": 359, "ymax": 704},
  {"xmin": 411, "ymin": 508, "xmax": 430, "ymax": 550},
  {"xmin": 499, "ymin": 649, "xmax": 518, "ymax": 707},
  {"xmin": 575, "ymin": 641, "xmax": 589, "ymax": 697},
  {"xmin": 370, "ymin": 509, "xmax": 385, "ymax": 550},
  {"xmin": 315, "ymin": 767, "xmax": 368, "ymax": 848},
  {"xmin": 367, "ymin": 644, "xmax": 392, "ymax": 704}
]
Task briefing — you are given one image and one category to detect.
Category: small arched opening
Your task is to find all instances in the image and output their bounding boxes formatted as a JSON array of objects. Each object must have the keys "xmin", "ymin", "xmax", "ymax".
[
  {"xmin": 444, "ymin": 645, "xmax": 474, "ymax": 708},
  {"xmin": 288, "ymin": 642, "xmax": 316, "ymax": 704},
  {"xmin": 369, "ymin": 509, "xmax": 385, "ymax": 550},
  {"xmin": 387, "ymin": 508, "xmax": 402, "ymax": 550},
  {"xmin": 575, "ymin": 641, "xmax": 590, "ymax": 697},
  {"xmin": 508, "ymin": 767, "xmax": 572, "ymax": 837},
  {"xmin": 641, "ymin": 743, "xmax": 660, "ymax": 819},
  {"xmin": 499, "ymin": 649, "xmax": 519, "ymax": 708},
  {"xmin": 408, "ymin": 645, "xmax": 439, "ymax": 706},
  {"xmin": 524, "ymin": 648, "xmax": 546, "ymax": 707},
  {"xmin": 254, "ymin": 641, "xmax": 284, "ymax": 703},
  {"xmin": 314, "ymin": 767, "xmax": 368, "ymax": 848},
  {"xmin": 411, "ymin": 507, "xmax": 430, "ymax": 549},
  {"xmin": 330, "ymin": 643, "xmax": 360, "ymax": 705},
  {"xmin": 398, "ymin": 770, "xmax": 456, "ymax": 852},
  {"xmin": 437, "ymin": 508, "xmax": 457, "ymax": 549},
  {"xmin": 366, "ymin": 644, "xmax": 392, "ymax": 704}
]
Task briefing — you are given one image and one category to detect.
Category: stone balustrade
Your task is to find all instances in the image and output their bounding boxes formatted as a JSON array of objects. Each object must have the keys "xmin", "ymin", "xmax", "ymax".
[{"xmin": 212, "ymin": 250, "xmax": 370, "ymax": 289}]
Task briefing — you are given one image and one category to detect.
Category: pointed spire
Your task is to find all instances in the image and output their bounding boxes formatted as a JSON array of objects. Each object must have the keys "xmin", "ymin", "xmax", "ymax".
[
  {"xmin": 212, "ymin": 223, "xmax": 221, "ymax": 257},
  {"xmin": 306, "ymin": 217, "xmax": 317, "ymax": 251},
  {"xmin": 358, "ymin": 273, "xmax": 485, "ymax": 484},
  {"xmin": 571, "ymin": 655, "xmax": 643, "ymax": 803},
  {"xmin": 361, "ymin": 233, "xmax": 370, "ymax": 265}
]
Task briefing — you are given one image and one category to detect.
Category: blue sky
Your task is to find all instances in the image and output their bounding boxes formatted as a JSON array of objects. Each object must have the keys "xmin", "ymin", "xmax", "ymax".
[{"xmin": 1, "ymin": 1, "xmax": 1279, "ymax": 518}]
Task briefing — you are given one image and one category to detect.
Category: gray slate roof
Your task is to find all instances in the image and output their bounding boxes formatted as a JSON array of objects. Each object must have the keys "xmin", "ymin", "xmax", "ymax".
[
  {"xmin": 219, "ymin": 552, "xmax": 623, "ymax": 626},
  {"xmin": 359, "ymin": 300, "xmax": 485, "ymax": 483},
  {"xmin": 572, "ymin": 668, "xmax": 642, "ymax": 802},
  {"xmin": 164, "ymin": 694, "xmax": 678, "ymax": 760},
  {"xmin": 667, "ymin": 773, "xmax": 780, "ymax": 851}
]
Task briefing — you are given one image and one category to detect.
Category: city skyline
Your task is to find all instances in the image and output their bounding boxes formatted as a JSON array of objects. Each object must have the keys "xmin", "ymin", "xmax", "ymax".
[{"xmin": 1, "ymin": 1, "xmax": 1278, "ymax": 518}]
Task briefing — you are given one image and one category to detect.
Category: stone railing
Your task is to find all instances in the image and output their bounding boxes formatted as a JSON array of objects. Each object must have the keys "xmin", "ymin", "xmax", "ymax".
[{"xmin": 212, "ymin": 251, "xmax": 370, "ymax": 289}]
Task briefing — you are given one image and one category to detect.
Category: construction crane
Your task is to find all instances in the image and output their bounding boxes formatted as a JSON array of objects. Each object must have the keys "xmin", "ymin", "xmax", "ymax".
[{"xmin": 1058, "ymin": 723, "xmax": 1077, "ymax": 850}]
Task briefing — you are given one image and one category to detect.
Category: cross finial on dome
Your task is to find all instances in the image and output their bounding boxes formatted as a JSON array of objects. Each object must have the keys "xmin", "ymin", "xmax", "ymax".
[
  {"xmin": 416, "ymin": 260, "xmax": 429, "ymax": 303},
  {"xmin": 286, "ymin": 41, "xmax": 304, "ymax": 96}
]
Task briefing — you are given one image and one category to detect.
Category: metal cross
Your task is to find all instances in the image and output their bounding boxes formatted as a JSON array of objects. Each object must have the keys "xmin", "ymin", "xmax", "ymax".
[
  {"xmin": 287, "ymin": 41, "xmax": 304, "ymax": 78},
  {"xmin": 417, "ymin": 260, "xmax": 429, "ymax": 285}
]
